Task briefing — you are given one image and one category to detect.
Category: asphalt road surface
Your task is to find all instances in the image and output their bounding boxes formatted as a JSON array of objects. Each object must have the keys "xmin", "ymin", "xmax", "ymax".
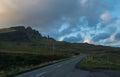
[{"xmin": 15, "ymin": 55, "xmax": 90, "ymax": 77}]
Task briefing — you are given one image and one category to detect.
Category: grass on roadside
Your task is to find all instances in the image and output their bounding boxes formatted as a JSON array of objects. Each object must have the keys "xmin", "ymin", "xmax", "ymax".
[
  {"xmin": 0, "ymin": 52, "xmax": 73, "ymax": 77},
  {"xmin": 0, "ymin": 57, "xmax": 71, "ymax": 77},
  {"xmin": 79, "ymin": 53, "xmax": 120, "ymax": 70}
]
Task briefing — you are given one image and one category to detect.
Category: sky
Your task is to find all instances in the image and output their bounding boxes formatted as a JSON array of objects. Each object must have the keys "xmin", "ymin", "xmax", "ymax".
[{"xmin": 0, "ymin": 0, "xmax": 120, "ymax": 47}]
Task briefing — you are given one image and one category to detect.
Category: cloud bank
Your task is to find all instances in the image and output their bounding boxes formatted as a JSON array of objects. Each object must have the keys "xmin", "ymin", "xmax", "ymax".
[{"xmin": 0, "ymin": 0, "xmax": 120, "ymax": 46}]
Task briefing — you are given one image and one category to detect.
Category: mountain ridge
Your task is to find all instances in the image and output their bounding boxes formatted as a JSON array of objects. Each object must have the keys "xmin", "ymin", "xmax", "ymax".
[
  {"xmin": 0, "ymin": 26, "xmax": 119, "ymax": 53},
  {"xmin": 0, "ymin": 26, "xmax": 44, "ymax": 41}
]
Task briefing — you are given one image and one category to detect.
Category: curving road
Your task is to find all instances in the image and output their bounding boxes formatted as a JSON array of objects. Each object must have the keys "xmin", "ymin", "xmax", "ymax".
[{"xmin": 15, "ymin": 55, "xmax": 90, "ymax": 77}]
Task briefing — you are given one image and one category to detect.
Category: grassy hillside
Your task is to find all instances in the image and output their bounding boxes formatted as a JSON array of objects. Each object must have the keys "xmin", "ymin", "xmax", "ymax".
[{"xmin": 79, "ymin": 53, "xmax": 120, "ymax": 70}]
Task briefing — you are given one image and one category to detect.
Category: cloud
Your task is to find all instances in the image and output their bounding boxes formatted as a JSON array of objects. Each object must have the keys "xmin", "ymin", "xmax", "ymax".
[
  {"xmin": 80, "ymin": 0, "xmax": 89, "ymax": 6},
  {"xmin": 0, "ymin": 0, "xmax": 78, "ymax": 33},
  {"xmin": 0, "ymin": 0, "xmax": 120, "ymax": 46},
  {"xmin": 92, "ymin": 33, "xmax": 111, "ymax": 42},
  {"xmin": 0, "ymin": 0, "xmax": 116, "ymax": 27},
  {"xmin": 100, "ymin": 11, "xmax": 111, "ymax": 23},
  {"xmin": 109, "ymin": 34, "xmax": 116, "ymax": 42}
]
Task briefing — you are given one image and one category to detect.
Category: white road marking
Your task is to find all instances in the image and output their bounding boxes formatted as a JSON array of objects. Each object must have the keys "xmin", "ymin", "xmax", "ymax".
[{"xmin": 36, "ymin": 72, "xmax": 46, "ymax": 77}]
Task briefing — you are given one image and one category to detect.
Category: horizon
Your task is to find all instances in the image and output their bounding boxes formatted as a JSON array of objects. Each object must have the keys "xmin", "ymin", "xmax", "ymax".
[{"xmin": 0, "ymin": 0, "xmax": 120, "ymax": 47}]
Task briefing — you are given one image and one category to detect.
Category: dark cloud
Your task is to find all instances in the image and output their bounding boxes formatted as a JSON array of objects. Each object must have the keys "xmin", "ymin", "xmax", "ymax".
[
  {"xmin": 92, "ymin": 33, "xmax": 111, "ymax": 42},
  {"xmin": 0, "ymin": 0, "xmax": 117, "ymax": 28}
]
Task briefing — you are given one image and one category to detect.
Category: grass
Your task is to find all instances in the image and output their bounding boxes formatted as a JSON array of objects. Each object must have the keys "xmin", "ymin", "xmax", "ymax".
[
  {"xmin": 0, "ymin": 54, "xmax": 71, "ymax": 77},
  {"xmin": 0, "ymin": 52, "xmax": 73, "ymax": 77},
  {"xmin": 0, "ymin": 41, "xmax": 80, "ymax": 77},
  {"xmin": 80, "ymin": 53, "xmax": 120, "ymax": 70},
  {"xmin": 0, "ymin": 41, "xmax": 77, "ymax": 54}
]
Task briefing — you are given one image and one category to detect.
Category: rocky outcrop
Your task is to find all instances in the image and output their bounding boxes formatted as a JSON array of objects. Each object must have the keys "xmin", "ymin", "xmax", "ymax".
[
  {"xmin": 26, "ymin": 27, "xmax": 42, "ymax": 39},
  {"xmin": 0, "ymin": 26, "xmax": 42, "ymax": 41}
]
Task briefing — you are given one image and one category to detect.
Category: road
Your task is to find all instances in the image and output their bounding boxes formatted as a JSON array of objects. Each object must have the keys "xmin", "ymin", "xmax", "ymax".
[{"xmin": 15, "ymin": 55, "xmax": 90, "ymax": 77}]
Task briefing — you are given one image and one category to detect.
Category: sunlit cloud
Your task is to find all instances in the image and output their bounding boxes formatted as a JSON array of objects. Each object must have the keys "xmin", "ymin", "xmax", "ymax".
[
  {"xmin": 100, "ymin": 11, "xmax": 111, "ymax": 23},
  {"xmin": 109, "ymin": 34, "xmax": 116, "ymax": 42},
  {"xmin": 83, "ymin": 38, "xmax": 93, "ymax": 44}
]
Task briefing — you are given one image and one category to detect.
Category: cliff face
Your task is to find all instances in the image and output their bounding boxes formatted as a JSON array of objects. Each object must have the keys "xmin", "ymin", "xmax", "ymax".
[
  {"xmin": 0, "ymin": 26, "xmax": 42, "ymax": 41},
  {"xmin": 26, "ymin": 27, "xmax": 42, "ymax": 39}
]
